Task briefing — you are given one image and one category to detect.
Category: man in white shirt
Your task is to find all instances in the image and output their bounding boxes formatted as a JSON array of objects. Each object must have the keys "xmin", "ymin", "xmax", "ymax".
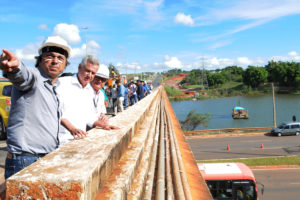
[
  {"xmin": 90, "ymin": 65, "xmax": 118, "ymax": 130},
  {"xmin": 57, "ymin": 55, "xmax": 109, "ymax": 145},
  {"xmin": 91, "ymin": 65, "xmax": 109, "ymax": 116}
]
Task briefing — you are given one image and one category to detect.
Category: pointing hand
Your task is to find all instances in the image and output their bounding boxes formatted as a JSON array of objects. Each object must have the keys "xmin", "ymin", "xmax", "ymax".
[{"xmin": 0, "ymin": 49, "xmax": 20, "ymax": 72}]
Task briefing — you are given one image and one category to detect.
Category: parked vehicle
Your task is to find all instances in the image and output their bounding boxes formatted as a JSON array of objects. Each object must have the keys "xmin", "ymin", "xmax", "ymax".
[
  {"xmin": 0, "ymin": 79, "xmax": 12, "ymax": 139},
  {"xmin": 271, "ymin": 122, "xmax": 300, "ymax": 137}
]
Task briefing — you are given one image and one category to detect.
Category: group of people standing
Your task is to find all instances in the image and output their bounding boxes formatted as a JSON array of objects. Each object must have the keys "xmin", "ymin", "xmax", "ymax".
[
  {"xmin": 104, "ymin": 78, "xmax": 153, "ymax": 115},
  {"xmin": 0, "ymin": 36, "xmax": 119, "ymax": 179}
]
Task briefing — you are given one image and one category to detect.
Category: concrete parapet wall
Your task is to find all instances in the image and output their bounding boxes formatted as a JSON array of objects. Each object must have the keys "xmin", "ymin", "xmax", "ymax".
[
  {"xmin": 5, "ymin": 86, "xmax": 212, "ymax": 200},
  {"xmin": 6, "ymin": 89, "xmax": 160, "ymax": 200}
]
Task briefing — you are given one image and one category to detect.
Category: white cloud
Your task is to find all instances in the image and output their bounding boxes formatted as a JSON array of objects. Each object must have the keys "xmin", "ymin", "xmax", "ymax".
[
  {"xmin": 144, "ymin": 0, "xmax": 164, "ymax": 22},
  {"xmin": 236, "ymin": 57, "xmax": 252, "ymax": 66},
  {"xmin": 125, "ymin": 62, "xmax": 142, "ymax": 70},
  {"xmin": 192, "ymin": 18, "xmax": 271, "ymax": 43},
  {"xmin": 174, "ymin": 13, "xmax": 194, "ymax": 26},
  {"xmin": 15, "ymin": 43, "xmax": 41, "ymax": 64},
  {"xmin": 191, "ymin": 1, "xmax": 300, "ymax": 42},
  {"xmin": 38, "ymin": 24, "xmax": 49, "ymax": 31},
  {"xmin": 164, "ymin": 55, "xmax": 183, "ymax": 68},
  {"xmin": 9, "ymin": 23, "xmax": 101, "ymax": 68},
  {"xmin": 114, "ymin": 62, "xmax": 143, "ymax": 74},
  {"xmin": 288, "ymin": 51, "xmax": 298, "ymax": 57},
  {"xmin": 53, "ymin": 23, "xmax": 81, "ymax": 44},
  {"xmin": 209, "ymin": 40, "xmax": 232, "ymax": 50},
  {"xmin": 287, "ymin": 51, "xmax": 300, "ymax": 61},
  {"xmin": 70, "ymin": 0, "xmax": 165, "ymax": 29},
  {"xmin": 88, "ymin": 40, "xmax": 101, "ymax": 49},
  {"xmin": 195, "ymin": 0, "xmax": 300, "ymax": 23},
  {"xmin": 69, "ymin": 40, "xmax": 101, "ymax": 58},
  {"xmin": 271, "ymin": 51, "xmax": 300, "ymax": 62}
]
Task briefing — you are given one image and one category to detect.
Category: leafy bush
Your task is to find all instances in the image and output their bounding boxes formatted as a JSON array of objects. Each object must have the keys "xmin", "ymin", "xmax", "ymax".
[{"xmin": 180, "ymin": 109, "xmax": 211, "ymax": 131}]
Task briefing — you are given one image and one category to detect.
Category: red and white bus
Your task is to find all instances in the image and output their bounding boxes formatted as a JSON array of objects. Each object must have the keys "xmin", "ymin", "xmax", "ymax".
[{"xmin": 198, "ymin": 163, "xmax": 263, "ymax": 200}]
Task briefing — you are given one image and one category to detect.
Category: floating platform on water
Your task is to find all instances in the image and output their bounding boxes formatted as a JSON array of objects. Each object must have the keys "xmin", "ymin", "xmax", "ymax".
[{"xmin": 232, "ymin": 106, "xmax": 248, "ymax": 119}]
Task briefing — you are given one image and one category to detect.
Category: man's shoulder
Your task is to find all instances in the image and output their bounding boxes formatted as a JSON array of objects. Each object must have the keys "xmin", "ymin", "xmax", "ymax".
[
  {"xmin": 58, "ymin": 75, "xmax": 76, "ymax": 83},
  {"xmin": 58, "ymin": 75, "xmax": 79, "ymax": 87},
  {"xmin": 57, "ymin": 76, "xmax": 79, "ymax": 94}
]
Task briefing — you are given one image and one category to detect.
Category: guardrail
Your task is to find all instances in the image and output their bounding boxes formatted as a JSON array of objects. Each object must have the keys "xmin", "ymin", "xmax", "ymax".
[
  {"xmin": 184, "ymin": 127, "xmax": 274, "ymax": 136},
  {"xmin": 4, "ymin": 86, "xmax": 212, "ymax": 200}
]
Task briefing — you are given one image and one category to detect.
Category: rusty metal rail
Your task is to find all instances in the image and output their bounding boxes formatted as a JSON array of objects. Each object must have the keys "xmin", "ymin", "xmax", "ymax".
[{"xmin": 95, "ymin": 87, "xmax": 212, "ymax": 199}]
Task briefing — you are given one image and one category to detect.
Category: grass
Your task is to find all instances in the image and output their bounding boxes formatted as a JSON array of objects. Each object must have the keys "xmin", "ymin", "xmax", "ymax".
[
  {"xmin": 197, "ymin": 155, "xmax": 300, "ymax": 166},
  {"xmin": 220, "ymin": 81, "xmax": 243, "ymax": 89},
  {"xmin": 164, "ymin": 85, "xmax": 184, "ymax": 96},
  {"xmin": 183, "ymin": 84, "xmax": 204, "ymax": 89}
]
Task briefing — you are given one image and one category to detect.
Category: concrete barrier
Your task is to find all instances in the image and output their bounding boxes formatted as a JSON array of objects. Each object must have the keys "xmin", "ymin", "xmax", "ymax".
[{"xmin": 5, "ymin": 86, "xmax": 212, "ymax": 200}]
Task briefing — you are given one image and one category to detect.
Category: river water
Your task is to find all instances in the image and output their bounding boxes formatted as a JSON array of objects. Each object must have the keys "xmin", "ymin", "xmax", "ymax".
[{"xmin": 170, "ymin": 95, "xmax": 300, "ymax": 129}]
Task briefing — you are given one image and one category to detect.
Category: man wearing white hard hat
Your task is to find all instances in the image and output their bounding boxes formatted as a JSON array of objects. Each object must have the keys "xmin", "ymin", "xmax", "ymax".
[
  {"xmin": 0, "ymin": 35, "xmax": 70, "ymax": 179},
  {"xmin": 90, "ymin": 65, "xmax": 118, "ymax": 130},
  {"xmin": 91, "ymin": 64, "xmax": 109, "ymax": 116}
]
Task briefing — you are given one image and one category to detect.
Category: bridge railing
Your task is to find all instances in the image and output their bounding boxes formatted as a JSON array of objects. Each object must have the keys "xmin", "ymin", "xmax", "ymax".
[{"xmin": 5, "ymin": 86, "xmax": 212, "ymax": 200}]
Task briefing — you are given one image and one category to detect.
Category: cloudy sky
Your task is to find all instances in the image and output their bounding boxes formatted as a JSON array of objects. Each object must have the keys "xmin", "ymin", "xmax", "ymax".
[{"xmin": 1, "ymin": 0, "xmax": 300, "ymax": 74}]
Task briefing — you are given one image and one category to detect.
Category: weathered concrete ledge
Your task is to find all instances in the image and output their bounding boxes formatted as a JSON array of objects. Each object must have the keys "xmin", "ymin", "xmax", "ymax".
[
  {"xmin": 6, "ymin": 89, "xmax": 160, "ymax": 200},
  {"xmin": 5, "ymin": 86, "xmax": 212, "ymax": 200},
  {"xmin": 95, "ymin": 89, "xmax": 160, "ymax": 199}
]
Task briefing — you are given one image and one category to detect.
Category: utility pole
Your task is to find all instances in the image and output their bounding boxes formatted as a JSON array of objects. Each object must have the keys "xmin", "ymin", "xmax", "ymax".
[
  {"xmin": 272, "ymin": 83, "xmax": 276, "ymax": 127},
  {"xmin": 81, "ymin": 27, "xmax": 88, "ymax": 55},
  {"xmin": 201, "ymin": 56, "xmax": 209, "ymax": 90}
]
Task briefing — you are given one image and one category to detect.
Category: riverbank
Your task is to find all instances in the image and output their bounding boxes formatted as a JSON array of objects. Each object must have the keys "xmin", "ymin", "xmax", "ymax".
[
  {"xmin": 165, "ymin": 85, "xmax": 272, "ymax": 101},
  {"xmin": 164, "ymin": 75, "xmax": 300, "ymax": 101}
]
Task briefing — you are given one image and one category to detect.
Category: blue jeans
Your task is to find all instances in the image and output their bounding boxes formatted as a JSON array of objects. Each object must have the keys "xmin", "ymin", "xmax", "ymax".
[
  {"xmin": 134, "ymin": 94, "xmax": 138, "ymax": 103},
  {"xmin": 130, "ymin": 96, "xmax": 135, "ymax": 105},
  {"xmin": 5, "ymin": 154, "xmax": 40, "ymax": 179},
  {"xmin": 124, "ymin": 97, "xmax": 128, "ymax": 108}
]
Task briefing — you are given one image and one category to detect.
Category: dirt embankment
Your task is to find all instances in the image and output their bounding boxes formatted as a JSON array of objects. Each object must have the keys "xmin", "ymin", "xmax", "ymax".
[{"xmin": 164, "ymin": 74, "xmax": 197, "ymax": 97}]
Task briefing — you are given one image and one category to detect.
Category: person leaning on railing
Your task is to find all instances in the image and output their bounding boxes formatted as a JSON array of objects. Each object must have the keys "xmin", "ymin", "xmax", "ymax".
[{"xmin": 57, "ymin": 55, "xmax": 119, "ymax": 146}]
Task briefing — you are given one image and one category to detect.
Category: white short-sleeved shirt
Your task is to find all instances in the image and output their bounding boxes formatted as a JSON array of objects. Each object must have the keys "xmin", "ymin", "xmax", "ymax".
[{"xmin": 57, "ymin": 75, "xmax": 97, "ymax": 145}]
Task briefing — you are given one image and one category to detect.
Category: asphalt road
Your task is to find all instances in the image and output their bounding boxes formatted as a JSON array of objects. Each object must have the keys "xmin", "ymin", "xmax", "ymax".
[
  {"xmin": 187, "ymin": 134, "xmax": 300, "ymax": 199},
  {"xmin": 253, "ymin": 168, "xmax": 300, "ymax": 200},
  {"xmin": 187, "ymin": 134, "xmax": 300, "ymax": 160},
  {"xmin": 0, "ymin": 140, "xmax": 6, "ymax": 184},
  {"xmin": 0, "ymin": 141, "xmax": 6, "ymax": 168},
  {"xmin": 152, "ymin": 73, "xmax": 162, "ymax": 88}
]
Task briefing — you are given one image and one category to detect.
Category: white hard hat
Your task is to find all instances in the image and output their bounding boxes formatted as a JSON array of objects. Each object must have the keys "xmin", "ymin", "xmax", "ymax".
[
  {"xmin": 95, "ymin": 64, "xmax": 110, "ymax": 79},
  {"xmin": 38, "ymin": 36, "xmax": 71, "ymax": 58}
]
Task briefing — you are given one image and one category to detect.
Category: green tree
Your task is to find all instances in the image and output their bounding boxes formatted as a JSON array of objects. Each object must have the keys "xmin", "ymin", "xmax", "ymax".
[
  {"xmin": 242, "ymin": 66, "xmax": 268, "ymax": 88},
  {"xmin": 180, "ymin": 109, "xmax": 210, "ymax": 131},
  {"xmin": 266, "ymin": 61, "xmax": 300, "ymax": 87},
  {"xmin": 265, "ymin": 61, "xmax": 287, "ymax": 85},
  {"xmin": 207, "ymin": 71, "xmax": 226, "ymax": 87},
  {"xmin": 221, "ymin": 66, "xmax": 244, "ymax": 82},
  {"xmin": 109, "ymin": 64, "xmax": 119, "ymax": 78},
  {"xmin": 180, "ymin": 69, "xmax": 202, "ymax": 85},
  {"xmin": 223, "ymin": 66, "xmax": 244, "ymax": 75}
]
